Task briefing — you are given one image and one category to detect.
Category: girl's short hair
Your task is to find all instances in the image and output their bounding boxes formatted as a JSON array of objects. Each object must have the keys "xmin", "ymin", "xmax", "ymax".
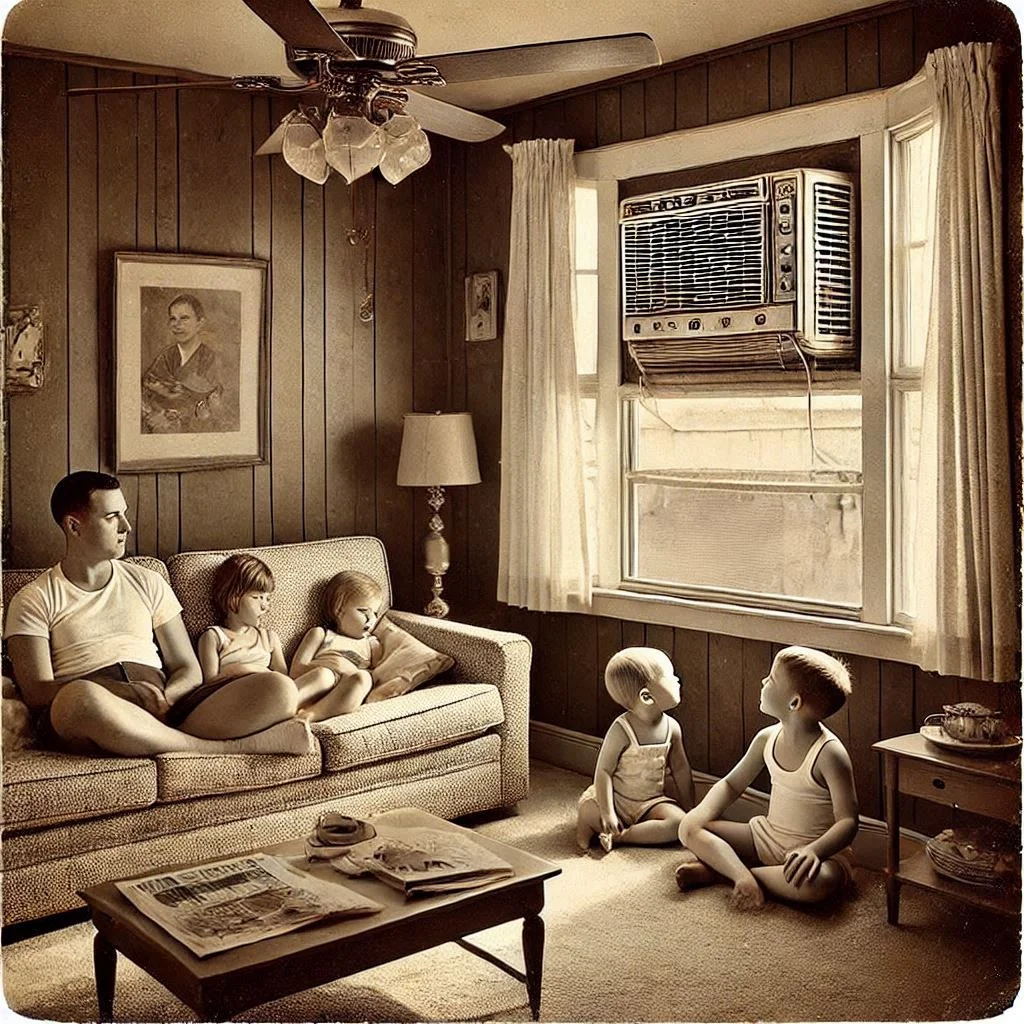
[
  {"xmin": 211, "ymin": 553, "xmax": 275, "ymax": 620},
  {"xmin": 323, "ymin": 570, "xmax": 383, "ymax": 622},
  {"xmin": 777, "ymin": 646, "xmax": 852, "ymax": 718},
  {"xmin": 604, "ymin": 647, "xmax": 672, "ymax": 709}
]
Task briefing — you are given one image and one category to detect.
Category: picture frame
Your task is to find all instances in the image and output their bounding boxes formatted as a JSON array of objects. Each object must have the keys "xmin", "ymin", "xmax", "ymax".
[
  {"xmin": 4, "ymin": 303, "xmax": 45, "ymax": 392},
  {"xmin": 114, "ymin": 252, "xmax": 268, "ymax": 473},
  {"xmin": 465, "ymin": 270, "xmax": 499, "ymax": 341}
]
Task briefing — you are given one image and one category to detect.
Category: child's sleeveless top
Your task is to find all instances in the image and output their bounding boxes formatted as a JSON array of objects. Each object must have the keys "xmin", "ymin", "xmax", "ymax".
[
  {"xmin": 207, "ymin": 625, "xmax": 272, "ymax": 672},
  {"xmin": 611, "ymin": 714, "xmax": 672, "ymax": 817},
  {"xmin": 763, "ymin": 722, "xmax": 838, "ymax": 843}
]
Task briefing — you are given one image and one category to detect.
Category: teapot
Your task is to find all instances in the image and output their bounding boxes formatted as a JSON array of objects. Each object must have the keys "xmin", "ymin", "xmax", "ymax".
[{"xmin": 924, "ymin": 702, "xmax": 1007, "ymax": 744}]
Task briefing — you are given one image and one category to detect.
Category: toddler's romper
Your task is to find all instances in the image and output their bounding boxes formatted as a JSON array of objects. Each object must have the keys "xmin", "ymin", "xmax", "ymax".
[{"xmin": 580, "ymin": 714, "xmax": 675, "ymax": 826}]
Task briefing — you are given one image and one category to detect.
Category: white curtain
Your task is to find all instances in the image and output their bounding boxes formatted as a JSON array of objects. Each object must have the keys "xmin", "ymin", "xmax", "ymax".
[
  {"xmin": 913, "ymin": 43, "xmax": 1017, "ymax": 681},
  {"xmin": 497, "ymin": 138, "xmax": 592, "ymax": 612}
]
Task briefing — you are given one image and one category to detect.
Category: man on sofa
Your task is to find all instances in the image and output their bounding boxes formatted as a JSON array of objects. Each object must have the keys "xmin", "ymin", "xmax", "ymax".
[{"xmin": 3, "ymin": 471, "xmax": 311, "ymax": 757}]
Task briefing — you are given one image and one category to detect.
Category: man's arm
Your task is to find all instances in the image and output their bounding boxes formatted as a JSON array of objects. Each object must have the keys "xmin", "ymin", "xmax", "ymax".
[
  {"xmin": 154, "ymin": 616, "xmax": 203, "ymax": 705},
  {"xmin": 686, "ymin": 728, "xmax": 772, "ymax": 828},
  {"xmin": 5, "ymin": 635, "xmax": 65, "ymax": 710}
]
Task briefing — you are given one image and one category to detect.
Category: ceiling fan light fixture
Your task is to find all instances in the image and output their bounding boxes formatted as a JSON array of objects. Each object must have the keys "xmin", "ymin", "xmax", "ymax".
[
  {"xmin": 379, "ymin": 123, "xmax": 431, "ymax": 185},
  {"xmin": 281, "ymin": 112, "xmax": 331, "ymax": 184},
  {"xmin": 323, "ymin": 111, "xmax": 385, "ymax": 183}
]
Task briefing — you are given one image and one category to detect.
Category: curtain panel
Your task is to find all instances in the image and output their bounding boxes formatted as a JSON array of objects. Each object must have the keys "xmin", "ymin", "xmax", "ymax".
[
  {"xmin": 913, "ymin": 43, "xmax": 1018, "ymax": 681},
  {"xmin": 497, "ymin": 138, "xmax": 592, "ymax": 612}
]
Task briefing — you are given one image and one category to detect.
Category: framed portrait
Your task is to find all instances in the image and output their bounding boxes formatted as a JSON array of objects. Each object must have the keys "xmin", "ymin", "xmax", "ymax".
[
  {"xmin": 465, "ymin": 270, "xmax": 499, "ymax": 342},
  {"xmin": 4, "ymin": 303, "xmax": 45, "ymax": 392},
  {"xmin": 114, "ymin": 252, "xmax": 268, "ymax": 472}
]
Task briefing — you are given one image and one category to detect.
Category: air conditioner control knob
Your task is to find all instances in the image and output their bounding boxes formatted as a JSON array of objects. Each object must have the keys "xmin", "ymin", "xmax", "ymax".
[
  {"xmin": 653, "ymin": 321, "xmax": 662, "ymax": 330},
  {"xmin": 667, "ymin": 321, "xmax": 677, "ymax": 330},
  {"xmin": 688, "ymin": 318, "xmax": 702, "ymax": 331},
  {"xmin": 781, "ymin": 244, "xmax": 794, "ymax": 256},
  {"xmin": 755, "ymin": 313, "xmax": 767, "ymax": 326},
  {"xmin": 633, "ymin": 323, "xmax": 642, "ymax": 334},
  {"xmin": 779, "ymin": 280, "xmax": 791, "ymax": 292},
  {"xmin": 720, "ymin": 316, "xmax": 731, "ymax": 328}
]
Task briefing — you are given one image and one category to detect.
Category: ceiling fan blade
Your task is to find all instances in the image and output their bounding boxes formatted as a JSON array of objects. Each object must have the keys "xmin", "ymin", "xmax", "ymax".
[
  {"xmin": 428, "ymin": 33, "xmax": 660, "ymax": 85},
  {"xmin": 403, "ymin": 91, "xmax": 505, "ymax": 142},
  {"xmin": 255, "ymin": 117, "xmax": 290, "ymax": 156},
  {"xmin": 240, "ymin": 0, "xmax": 357, "ymax": 59},
  {"xmin": 67, "ymin": 77, "xmax": 233, "ymax": 96}
]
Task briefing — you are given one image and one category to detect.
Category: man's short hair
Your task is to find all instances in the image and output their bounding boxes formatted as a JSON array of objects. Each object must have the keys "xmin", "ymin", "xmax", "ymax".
[
  {"xmin": 211, "ymin": 553, "xmax": 275, "ymax": 620},
  {"xmin": 323, "ymin": 570, "xmax": 383, "ymax": 623},
  {"xmin": 604, "ymin": 647, "xmax": 672, "ymax": 710},
  {"xmin": 50, "ymin": 471, "xmax": 121, "ymax": 526},
  {"xmin": 778, "ymin": 646, "xmax": 852, "ymax": 719},
  {"xmin": 168, "ymin": 293, "xmax": 205, "ymax": 319}
]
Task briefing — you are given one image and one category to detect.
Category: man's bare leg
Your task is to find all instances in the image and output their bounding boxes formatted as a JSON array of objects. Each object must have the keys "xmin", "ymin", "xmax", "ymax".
[
  {"xmin": 178, "ymin": 672, "xmax": 298, "ymax": 739},
  {"xmin": 49, "ymin": 681, "xmax": 311, "ymax": 756}
]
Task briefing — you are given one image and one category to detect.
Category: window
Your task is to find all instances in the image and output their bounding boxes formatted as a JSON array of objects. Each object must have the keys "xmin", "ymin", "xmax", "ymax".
[
  {"xmin": 573, "ymin": 78, "xmax": 939, "ymax": 653},
  {"xmin": 891, "ymin": 118, "xmax": 938, "ymax": 621}
]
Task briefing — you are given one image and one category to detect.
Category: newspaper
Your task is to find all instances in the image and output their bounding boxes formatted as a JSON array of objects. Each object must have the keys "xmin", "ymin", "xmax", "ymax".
[
  {"xmin": 326, "ymin": 826, "xmax": 515, "ymax": 896},
  {"xmin": 116, "ymin": 852, "xmax": 383, "ymax": 958}
]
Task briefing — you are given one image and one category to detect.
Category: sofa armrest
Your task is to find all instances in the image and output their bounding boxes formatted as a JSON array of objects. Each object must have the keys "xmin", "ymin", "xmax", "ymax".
[{"xmin": 386, "ymin": 611, "xmax": 531, "ymax": 807}]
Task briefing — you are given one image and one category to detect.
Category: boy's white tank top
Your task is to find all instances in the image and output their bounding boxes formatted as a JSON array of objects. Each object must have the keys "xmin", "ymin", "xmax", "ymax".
[{"xmin": 763, "ymin": 723, "xmax": 838, "ymax": 840}]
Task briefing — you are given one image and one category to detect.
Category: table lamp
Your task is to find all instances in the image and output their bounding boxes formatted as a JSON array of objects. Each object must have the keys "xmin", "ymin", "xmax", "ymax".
[{"xmin": 397, "ymin": 411, "xmax": 481, "ymax": 617}]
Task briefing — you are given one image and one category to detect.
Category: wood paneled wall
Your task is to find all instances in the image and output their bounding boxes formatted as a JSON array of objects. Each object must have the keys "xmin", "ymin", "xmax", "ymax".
[
  {"xmin": 447, "ymin": 0, "xmax": 1023, "ymax": 828},
  {"xmin": 1, "ymin": 55, "xmax": 454, "ymax": 615}
]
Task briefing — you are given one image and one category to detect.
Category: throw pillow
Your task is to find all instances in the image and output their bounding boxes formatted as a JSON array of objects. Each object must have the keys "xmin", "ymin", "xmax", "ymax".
[
  {"xmin": 370, "ymin": 618, "xmax": 454, "ymax": 695},
  {"xmin": 2, "ymin": 675, "xmax": 35, "ymax": 754}
]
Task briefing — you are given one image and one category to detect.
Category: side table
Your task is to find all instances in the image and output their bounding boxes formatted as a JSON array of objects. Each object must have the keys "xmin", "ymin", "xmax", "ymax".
[{"xmin": 873, "ymin": 733, "xmax": 1020, "ymax": 924}]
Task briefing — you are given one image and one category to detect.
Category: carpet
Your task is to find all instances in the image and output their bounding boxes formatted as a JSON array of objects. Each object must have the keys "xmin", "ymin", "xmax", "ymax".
[{"xmin": 2, "ymin": 761, "xmax": 1020, "ymax": 1023}]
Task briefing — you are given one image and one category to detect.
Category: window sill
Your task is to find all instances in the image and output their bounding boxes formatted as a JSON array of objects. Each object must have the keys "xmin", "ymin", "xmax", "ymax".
[{"xmin": 591, "ymin": 587, "xmax": 915, "ymax": 665}]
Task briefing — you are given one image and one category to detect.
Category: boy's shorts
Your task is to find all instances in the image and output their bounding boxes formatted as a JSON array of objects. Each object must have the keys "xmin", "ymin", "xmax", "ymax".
[{"xmin": 748, "ymin": 814, "xmax": 856, "ymax": 885}]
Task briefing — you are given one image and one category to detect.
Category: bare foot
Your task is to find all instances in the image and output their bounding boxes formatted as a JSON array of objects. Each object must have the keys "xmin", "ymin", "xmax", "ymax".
[
  {"xmin": 674, "ymin": 856, "xmax": 720, "ymax": 891},
  {"xmin": 232, "ymin": 718, "xmax": 312, "ymax": 755},
  {"xmin": 730, "ymin": 874, "xmax": 765, "ymax": 911}
]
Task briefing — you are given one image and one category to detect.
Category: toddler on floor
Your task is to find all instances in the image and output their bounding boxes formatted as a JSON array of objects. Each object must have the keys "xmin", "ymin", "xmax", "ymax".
[{"xmin": 576, "ymin": 647, "xmax": 695, "ymax": 852}]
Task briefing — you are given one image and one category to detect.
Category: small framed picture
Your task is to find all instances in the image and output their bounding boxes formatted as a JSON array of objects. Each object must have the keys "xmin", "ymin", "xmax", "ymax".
[
  {"xmin": 4, "ymin": 304, "xmax": 45, "ymax": 392},
  {"xmin": 114, "ymin": 251, "xmax": 268, "ymax": 473},
  {"xmin": 465, "ymin": 270, "xmax": 499, "ymax": 342}
]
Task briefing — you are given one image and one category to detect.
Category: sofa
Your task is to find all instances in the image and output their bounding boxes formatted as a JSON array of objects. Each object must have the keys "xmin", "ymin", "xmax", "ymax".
[{"xmin": 0, "ymin": 536, "xmax": 531, "ymax": 926}]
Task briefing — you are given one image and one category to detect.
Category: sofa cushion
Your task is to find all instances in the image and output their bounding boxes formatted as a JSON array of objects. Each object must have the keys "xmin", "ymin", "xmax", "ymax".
[
  {"xmin": 313, "ymin": 681, "xmax": 504, "ymax": 772},
  {"xmin": 167, "ymin": 538, "xmax": 392, "ymax": 660},
  {"xmin": 154, "ymin": 739, "xmax": 323, "ymax": 802},
  {"xmin": 1, "ymin": 750, "xmax": 158, "ymax": 829}
]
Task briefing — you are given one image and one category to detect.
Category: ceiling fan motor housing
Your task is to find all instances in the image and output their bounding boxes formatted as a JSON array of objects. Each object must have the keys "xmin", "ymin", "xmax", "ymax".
[{"xmin": 320, "ymin": 5, "xmax": 417, "ymax": 64}]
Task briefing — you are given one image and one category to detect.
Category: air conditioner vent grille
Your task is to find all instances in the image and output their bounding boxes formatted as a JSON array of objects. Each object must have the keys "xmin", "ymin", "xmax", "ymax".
[
  {"xmin": 813, "ymin": 182, "xmax": 854, "ymax": 336},
  {"xmin": 623, "ymin": 206, "xmax": 766, "ymax": 314}
]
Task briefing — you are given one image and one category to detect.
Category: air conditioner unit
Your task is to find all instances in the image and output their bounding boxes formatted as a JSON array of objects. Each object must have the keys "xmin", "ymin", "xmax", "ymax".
[{"xmin": 620, "ymin": 169, "xmax": 857, "ymax": 378}]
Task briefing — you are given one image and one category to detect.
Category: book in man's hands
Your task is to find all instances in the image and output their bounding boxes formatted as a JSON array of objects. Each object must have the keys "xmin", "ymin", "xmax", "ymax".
[{"xmin": 327, "ymin": 826, "xmax": 515, "ymax": 896}]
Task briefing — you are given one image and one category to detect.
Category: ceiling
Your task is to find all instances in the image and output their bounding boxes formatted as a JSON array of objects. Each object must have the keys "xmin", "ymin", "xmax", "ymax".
[{"xmin": 3, "ymin": 0, "xmax": 889, "ymax": 111}]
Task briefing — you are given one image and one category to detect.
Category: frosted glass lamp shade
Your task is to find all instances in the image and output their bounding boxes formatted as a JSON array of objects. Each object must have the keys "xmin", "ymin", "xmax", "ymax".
[
  {"xmin": 323, "ymin": 113, "xmax": 384, "ymax": 184},
  {"xmin": 397, "ymin": 412, "xmax": 481, "ymax": 487},
  {"xmin": 282, "ymin": 113, "xmax": 330, "ymax": 184}
]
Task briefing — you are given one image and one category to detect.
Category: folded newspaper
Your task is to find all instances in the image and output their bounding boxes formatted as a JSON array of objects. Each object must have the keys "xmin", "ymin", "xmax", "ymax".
[
  {"xmin": 116, "ymin": 853, "xmax": 383, "ymax": 958},
  {"xmin": 320, "ymin": 825, "xmax": 515, "ymax": 896}
]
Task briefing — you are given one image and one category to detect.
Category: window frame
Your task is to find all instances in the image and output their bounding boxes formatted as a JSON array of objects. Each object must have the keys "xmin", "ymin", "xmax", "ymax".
[{"xmin": 573, "ymin": 72, "xmax": 935, "ymax": 665}]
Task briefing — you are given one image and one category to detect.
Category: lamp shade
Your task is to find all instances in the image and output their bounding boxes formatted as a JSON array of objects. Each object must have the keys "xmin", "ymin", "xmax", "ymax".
[{"xmin": 397, "ymin": 412, "xmax": 481, "ymax": 487}]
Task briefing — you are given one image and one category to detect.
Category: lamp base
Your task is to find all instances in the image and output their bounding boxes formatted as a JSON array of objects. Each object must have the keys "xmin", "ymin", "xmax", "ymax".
[
  {"xmin": 424, "ymin": 577, "xmax": 450, "ymax": 618},
  {"xmin": 423, "ymin": 488, "xmax": 451, "ymax": 618}
]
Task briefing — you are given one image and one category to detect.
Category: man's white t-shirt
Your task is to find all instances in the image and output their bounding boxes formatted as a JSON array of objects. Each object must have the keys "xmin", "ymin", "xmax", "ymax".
[{"xmin": 3, "ymin": 561, "xmax": 182, "ymax": 680}]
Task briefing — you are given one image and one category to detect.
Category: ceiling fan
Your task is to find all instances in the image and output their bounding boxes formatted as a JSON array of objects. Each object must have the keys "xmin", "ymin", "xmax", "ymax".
[{"xmin": 68, "ymin": 0, "xmax": 661, "ymax": 184}]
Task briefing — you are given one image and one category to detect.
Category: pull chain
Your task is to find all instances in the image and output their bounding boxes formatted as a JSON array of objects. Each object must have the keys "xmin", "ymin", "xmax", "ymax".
[{"xmin": 347, "ymin": 185, "xmax": 374, "ymax": 322}]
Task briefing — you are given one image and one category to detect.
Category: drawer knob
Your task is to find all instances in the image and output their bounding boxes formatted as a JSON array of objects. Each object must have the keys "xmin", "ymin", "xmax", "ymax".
[{"xmin": 931, "ymin": 778, "xmax": 946, "ymax": 790}]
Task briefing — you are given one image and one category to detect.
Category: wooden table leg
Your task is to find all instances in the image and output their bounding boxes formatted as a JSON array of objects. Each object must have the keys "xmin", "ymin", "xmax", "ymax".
[
  {"xmin": 522, "ymin": 913, "xmax": 545, "ymax": 1021},
  {"xmin": 884, "ymin": 751, "xmax": 901, "ymax": 925},
  {"xmin": 93, "ymin": 932, "xmax": 118, "ymax": 1022}
]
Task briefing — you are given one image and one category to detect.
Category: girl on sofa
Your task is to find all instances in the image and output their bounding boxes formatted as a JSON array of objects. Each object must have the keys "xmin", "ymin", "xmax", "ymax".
[
  {"xmin": 289, "ymin": 570, "xmax": 393, "ymax": 720},
  {"xmin": 189, "ymin": 554, "xmax": 332, "ymax": 722},
  {"xmin": 576, "ymin": 646, "xmax": 695, "ymax": 852}
]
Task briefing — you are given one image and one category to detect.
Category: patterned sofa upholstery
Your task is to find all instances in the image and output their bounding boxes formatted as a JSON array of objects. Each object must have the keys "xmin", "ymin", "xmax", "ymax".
[{"xmin": 0, "ymin": 537, "xmax": 531, "ymax": 926}]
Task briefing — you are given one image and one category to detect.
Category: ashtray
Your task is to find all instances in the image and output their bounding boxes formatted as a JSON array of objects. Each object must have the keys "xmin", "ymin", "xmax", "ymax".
[{"xmin": 314, "ymin": 812, "xmax": 377, "ymax": 847}]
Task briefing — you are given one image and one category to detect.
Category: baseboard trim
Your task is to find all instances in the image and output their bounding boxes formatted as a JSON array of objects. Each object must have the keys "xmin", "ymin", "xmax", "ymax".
[{"xmin": 530, "ymin": 719, "xmax": 926, "ymax": 872}]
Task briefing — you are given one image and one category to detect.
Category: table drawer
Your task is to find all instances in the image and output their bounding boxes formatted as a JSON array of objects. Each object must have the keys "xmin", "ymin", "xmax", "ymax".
[{"xmin": 899, "ymin": 760, "xmax": 1020, "ymax": 823}]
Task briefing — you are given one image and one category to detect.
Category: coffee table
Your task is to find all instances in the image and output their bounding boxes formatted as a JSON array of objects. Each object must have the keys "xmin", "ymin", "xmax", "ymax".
[{"xmin": 79, "ymin": 808, "xmax": 561, "ymax": 1021}]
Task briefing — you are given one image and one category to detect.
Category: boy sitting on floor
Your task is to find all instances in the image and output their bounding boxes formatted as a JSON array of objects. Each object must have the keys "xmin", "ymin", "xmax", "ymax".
[{"xmin": 676, "ymin": 645, "xmax": 858, "ymax": 908}]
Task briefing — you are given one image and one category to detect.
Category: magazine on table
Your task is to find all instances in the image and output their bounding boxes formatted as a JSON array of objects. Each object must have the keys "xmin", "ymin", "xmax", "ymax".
[
  {"xmin": 324, "ymin": 825, "xmax": 515, "ymax": 896},
  {"xmin": 116, "ymin": 852, "xmax": 383, "ymax": 958}
]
